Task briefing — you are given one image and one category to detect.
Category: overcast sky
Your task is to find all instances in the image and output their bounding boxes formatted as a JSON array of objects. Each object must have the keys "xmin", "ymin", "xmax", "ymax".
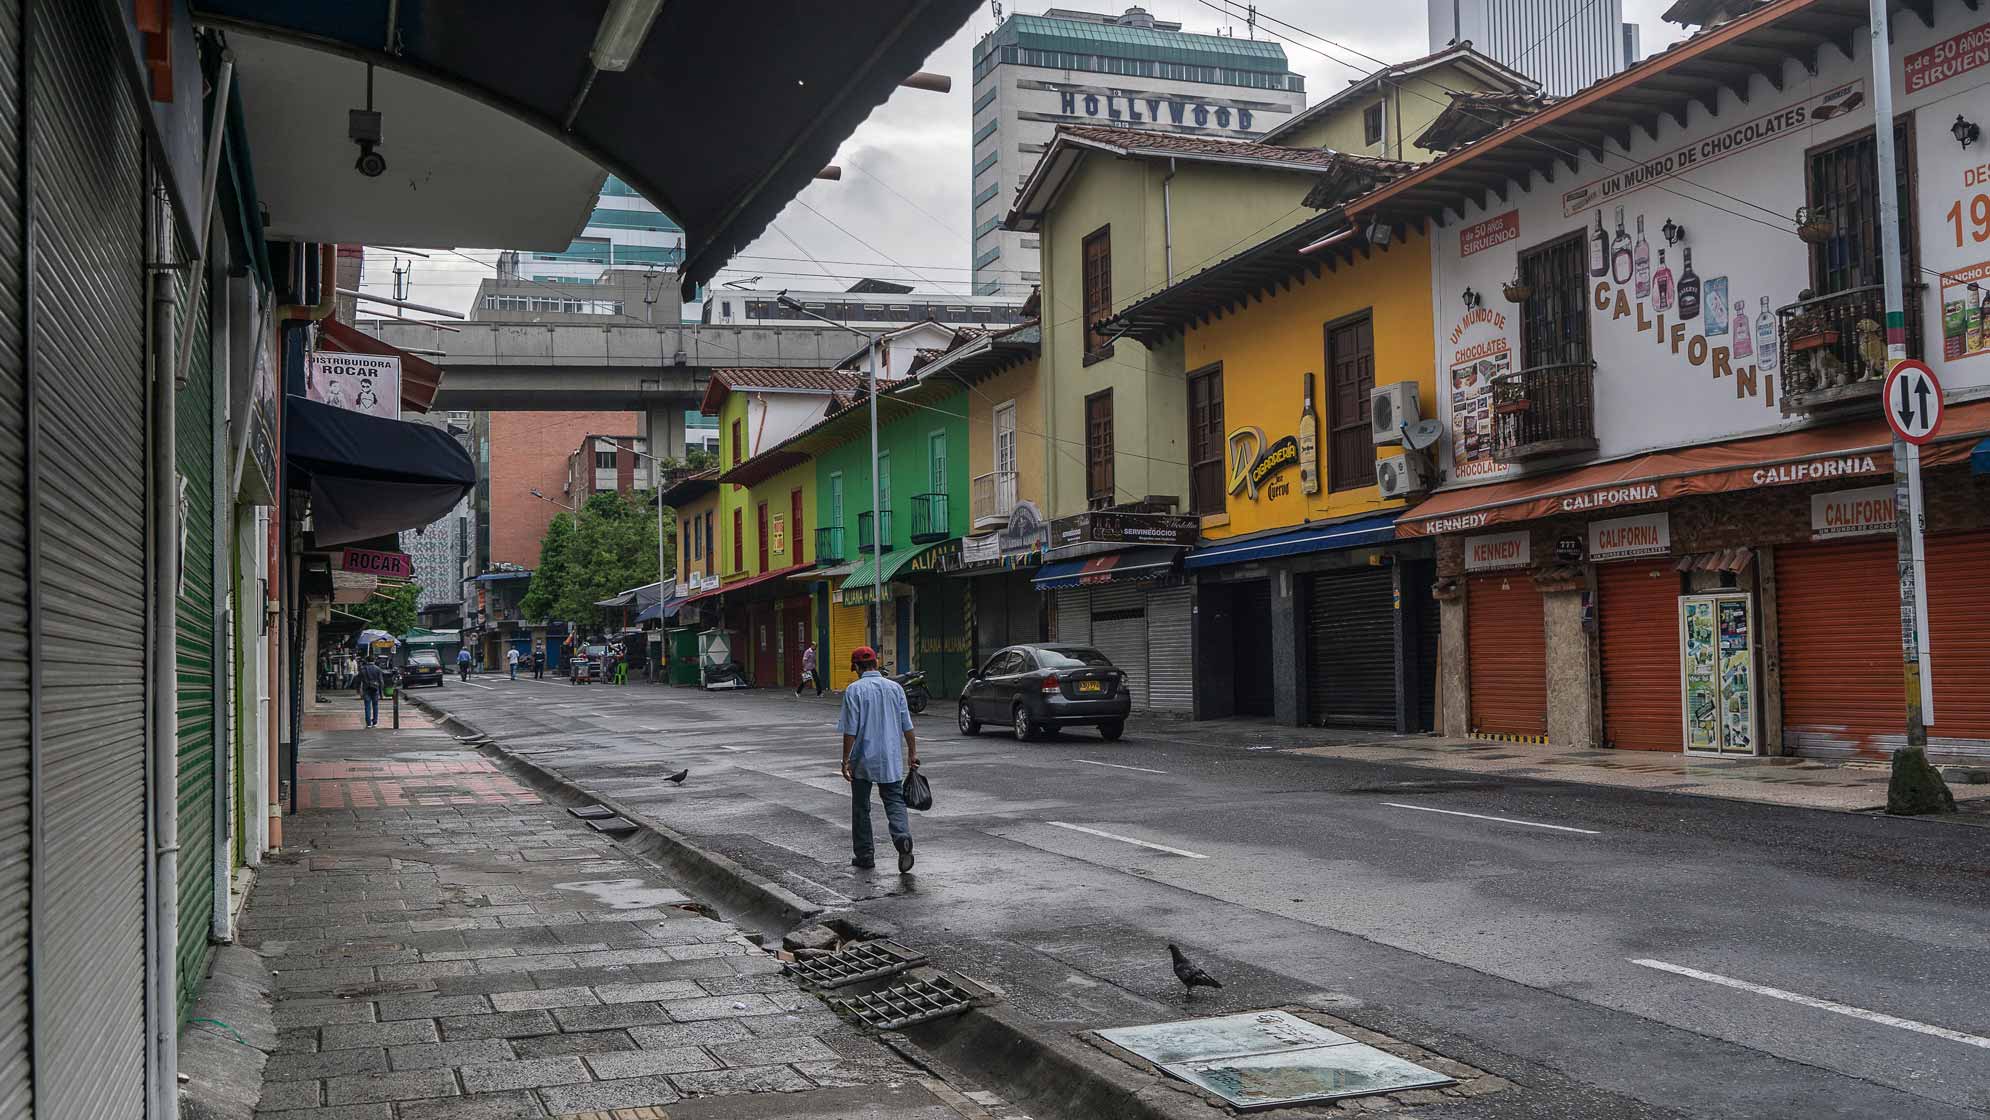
[{"xmin": 362, "ymin": 1, "xmax": 1689, "ymax": 315}]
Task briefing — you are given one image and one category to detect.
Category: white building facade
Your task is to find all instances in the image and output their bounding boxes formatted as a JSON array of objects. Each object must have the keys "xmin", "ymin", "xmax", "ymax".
[
  {"xmin": 1427, "ymin": 0, "xmax": 1638, "ymax": 95},
  {"xmin": 969, "ymin": 6, "xmax": 1308, "ymax": 295}
]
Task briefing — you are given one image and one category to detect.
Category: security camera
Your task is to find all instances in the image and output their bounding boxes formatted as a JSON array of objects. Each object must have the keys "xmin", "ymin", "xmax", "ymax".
[
  {"xmin": 349, "ymin": 108, "xmax": 385, "ymax": 178},
  {"xmin": 354, "ymin": 145, "xmax": 386, "ymax": 178}
]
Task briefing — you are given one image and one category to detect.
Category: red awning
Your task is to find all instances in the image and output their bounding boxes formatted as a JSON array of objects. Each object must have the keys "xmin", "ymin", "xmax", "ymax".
[
  {"xmin": 1399, "ymin": 398, "xmax": 1990, "ymax": 537},
  {"xmin": 318, "ymin": 318, "xmax": 443, "ymax": 415},
  {"xmin": 678, "ymin": 563, "xmax": 811, "ymax": 605}
]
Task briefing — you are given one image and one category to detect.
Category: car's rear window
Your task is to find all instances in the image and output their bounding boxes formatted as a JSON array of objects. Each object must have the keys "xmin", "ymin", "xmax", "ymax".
[
  {"xmin": 1036, "ymin": 647, "xmax": 1112, "ymax": 669},
  {"xmin": 408, "ymin": 651, "xmax": 440, "ymax": 666}
]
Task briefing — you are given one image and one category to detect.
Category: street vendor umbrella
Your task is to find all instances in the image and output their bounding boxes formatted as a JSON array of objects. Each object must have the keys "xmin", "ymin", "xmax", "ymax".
[{"xmin": 356, "ymin": 628, "xmax": 398, "ymax": 648}]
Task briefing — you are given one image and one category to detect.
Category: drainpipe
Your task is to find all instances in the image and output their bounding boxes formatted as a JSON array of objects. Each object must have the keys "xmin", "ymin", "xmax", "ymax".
[
  {"xmin": 146, "ymin": 184, "xmax": 181, "ymax": 1120},
  {"xmin": 1162, "ymin": 158, "xmax": 1177, "ymax": 282}
]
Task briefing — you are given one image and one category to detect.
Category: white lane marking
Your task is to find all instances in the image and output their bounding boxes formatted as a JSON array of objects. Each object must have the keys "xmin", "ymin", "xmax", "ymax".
[
  {"xmin": 1075, "ymin": 759, "xmax": 1167, "ymax": 774},
  {"xmin": 1045, "ymin": 821, "xmax": 1207, "ymax": 858},
  {"xmin": 459, "ymin": 680, "xmax": 495, "ymax": 690},
  {"xmin": 1631, "ymin": 958, "xmax": 1990, "ymax": 1051},
  {"xmin": 1381, "ymin": 802, "xmax": 1600, "ymax": 835}
]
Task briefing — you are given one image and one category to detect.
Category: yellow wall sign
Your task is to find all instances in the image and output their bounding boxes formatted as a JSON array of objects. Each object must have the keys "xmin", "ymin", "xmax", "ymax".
[{"xmin": 1226, "ymin": 425, "xmax": 1300, "ymax": 501}]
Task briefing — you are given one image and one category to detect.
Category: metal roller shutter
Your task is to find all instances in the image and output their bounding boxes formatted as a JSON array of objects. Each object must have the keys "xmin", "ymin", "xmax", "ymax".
[
  {"xmin": 30, "ymin": 0, "xmax": 151, "ymax": 1111},
  {"xmin": 1305, "ymin": 567, "xmax": 1396, "ymax": 728},
  {"xmin": 1146, "ymin": 586, "xmax": 1192, "ymax": 714},
  {"xmin": 1925, "ymin": 531, "xmax": 1990, "ymax": 758},
  {"xmin": 828, "ymin": 596, "xmax": 867, "ymax": 692},
  {"xmin": 177, "ymin": 269, "xmax": 217, "ymax": 1011},
  {"xmin": 1599, "ymin": 561, "xmax": 1683, "ymax": 751},
  {"xmin": 1467, "ymin": 573, "xmax": 1547, "ymax": 738},
  {"xmin": 1415, "ymin": 565, "xmax": 1440, "ymax": 732},
  {"xmin": 1776, "ymin": 539, "xmax": 1896, "ymax": 761},
  {"xmin": 1053, "ymin": 587, "xmax": 1089, "ymax": 644},
  {"xmin": 0, "ymin": 0, "xmax": 28, "ymax": 1107},
  {"xmin": 1088, "ymin": 584, "xmax": 1147, "ymax": 710}
]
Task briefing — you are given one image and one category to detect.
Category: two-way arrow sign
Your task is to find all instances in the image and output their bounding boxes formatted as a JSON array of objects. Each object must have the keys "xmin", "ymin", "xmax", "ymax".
[{"xmin": 1882, "ymin": 359, "xmax": 1943, "ymax": 445}]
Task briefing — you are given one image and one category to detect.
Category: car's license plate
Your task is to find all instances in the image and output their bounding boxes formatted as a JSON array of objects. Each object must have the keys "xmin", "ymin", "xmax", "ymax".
[{"xmin": 1079, "ymin": 679, "xmax": 1103, "ymax": 693}]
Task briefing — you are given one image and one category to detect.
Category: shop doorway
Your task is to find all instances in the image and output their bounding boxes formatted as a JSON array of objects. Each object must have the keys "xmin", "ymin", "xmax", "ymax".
[
  {"xmin": 1466, "ymin": 572, "xmax": 1547, "ymax": 738},
  {"xmin": 1231, "ymin": 580, "xmax": 1275, "ymax": 717}
]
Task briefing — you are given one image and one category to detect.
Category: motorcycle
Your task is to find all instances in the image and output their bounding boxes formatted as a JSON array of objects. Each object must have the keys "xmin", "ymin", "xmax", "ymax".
[{"xmin": 891, "ymin": 668, "xmax": 930, "ymax": 715}]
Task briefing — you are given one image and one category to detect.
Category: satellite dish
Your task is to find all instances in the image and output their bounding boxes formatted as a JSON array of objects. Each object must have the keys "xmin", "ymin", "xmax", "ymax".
[{"xmin": 1403, "ymin": 419, "xmax": 1445, "ymax": 451}]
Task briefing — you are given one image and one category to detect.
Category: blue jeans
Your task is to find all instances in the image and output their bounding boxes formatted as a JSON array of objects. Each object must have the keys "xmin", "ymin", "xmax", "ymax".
[
  {"xmin": 361, "ymin": 691, "xmax": 380, "ymax": 726},
  {"xmin": 850, "ymin": 778, "xmax": 910, "ymax": 863},
  {"xmin": 509, "ymin": 662, "xmax": 517, "ymax": 679}
]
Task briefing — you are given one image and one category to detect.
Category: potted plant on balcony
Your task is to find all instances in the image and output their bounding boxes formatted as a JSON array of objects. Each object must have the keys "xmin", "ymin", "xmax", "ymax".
[
  {"xmin": 1794, "ymin": 207, "xmax": 1834, "ymax": 245},
  {"xmin": 1501, "ymin": 271, "xmax": 1532, "ymax": 303}
]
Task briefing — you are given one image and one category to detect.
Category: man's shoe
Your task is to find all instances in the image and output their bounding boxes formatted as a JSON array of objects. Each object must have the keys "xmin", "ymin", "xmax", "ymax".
[
  {"xmin": 850, "ymin": 858, "xmax": 875, "ymax": 869},
  {"xmin": 895, "ymin": 836, "xmax": 914, "ymax": 873}
]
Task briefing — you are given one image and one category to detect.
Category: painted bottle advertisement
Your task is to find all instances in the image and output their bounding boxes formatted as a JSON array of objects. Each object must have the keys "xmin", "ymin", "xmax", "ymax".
[
  {"xmin": 1704, "ymin": 277, "xmax": 1729, "ymax": 336},
  {"xmin": 1653, "ymin": 249, "xmax": 1674, "ymax": 312},
  {"xmin": 1968, "ymin": 289, "xmax": 1983, "ymax": 353},
  {"xmin": 1590, "ymin": 210, "xmax": 1608, "ymax": 277},
  {"xmin": 1677, "ymin": 248, "xmax": 1701, "ymax": 321},
  {"xmin": 1754, "ymin": 302, "xmax": 1777, "ymax": 371},
  {"xmin": 1731, "ymin": 299, "xmax": 1753, "ymax": 357},
  {"xmin": 1610, "ymin": 205, "xmax": 1633, "ymax": 285},
  {"xmin": 1298, "ymin": 371, "xmax": 1320, "ymax": 496},
  {"xmin": 1633, "ymin": 215, "xmax": 1651, "ymax": 298}
]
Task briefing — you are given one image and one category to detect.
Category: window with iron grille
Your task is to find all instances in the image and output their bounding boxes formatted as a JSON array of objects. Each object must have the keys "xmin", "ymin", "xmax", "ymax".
[
  {"xmin": 1187, "ymin": 365, "xmax": 1225, "ymax": 514},
  {"xmin": 1363, "ymin": 102, "xmax": 1384, "ymax": 147},
  {"xmin": 594, "ymin": 450, "xmax": 616, "ymax": 470},
  {"xmin": 1083, "ymin": 225, "xmax": 1113, "ymax": 358},
  {"xmin": 1806, "ymin": 122, "xmax": 1916, "ymax": 295},
  {"xmin": 1326, "ymin": 315, "xmax": 1376, "ymax": 491},
  {"xmin": 1518, "ymin": 232, "xmax": 1591, "ymax": 371},
  {"xmin": 1085, "ymin": 389, "xmax": 1115, "ymax": 507}
]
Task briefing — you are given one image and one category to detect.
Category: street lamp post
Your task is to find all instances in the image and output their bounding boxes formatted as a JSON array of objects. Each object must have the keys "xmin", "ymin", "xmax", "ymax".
[{"xmin": 777, "ymin": 292, "xmax": 884, "ymax": 648}]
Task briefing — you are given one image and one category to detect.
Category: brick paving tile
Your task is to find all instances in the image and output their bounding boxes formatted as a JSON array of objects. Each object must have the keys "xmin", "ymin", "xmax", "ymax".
[
  {"xmin": 320, "ymin": 1019, "xmax": 440, "ymax": 1051},
  {"xmin": 323, "ymin": 1067, "xmax": 460, "ymax": 1105},
  {"xmin": 537, "ymin": 1075, "xmax": 681, "ymax": 1114},
  {"xmin": 710, "ymin": 1036, "xmax": 840, "ymax": 1067},
  {"xmin": 490, "ymin": 985, "xmax": 599, "ymax": 1011},
  {"xmin": 394, "ymin": 1090, "xmax": 548, "ymax": 1120},
  {"xmin": 375, "ymin": 994, "xmax": 493, "ymax": 1021},
  {"xmin": 668, "ymin": 1064, "xmax": 814, "ymax": 1096},
  {"xmin": 550, "ymin": 1003, "xmax": 676, "ymax": 1032},
  {"xmin": 626, "ymin": 1020, "xmax": 756, "ymax": 1050},
  {"xmin": 262, "ymin": 1046, "xmax": 390, "ymax": 1081},
  {"xmin": 510, "ymin": 1029, "xmax": 639, "ymax": 1058},
  {"xmin": 593, "ymin": 981, "xmax": 705, "ymax": 1005},
  {"xmin": 663, "ymin": 994, "xmax": 779, "ymax": 1022},
  {"xmin": 584, "ymin": 1047, "xmax": 722, "ymax": 1080},
  {"xmin": 458, "ymin": 1055, "xmax": 593, "ymax": 1093},
  {"xmin": 438, "ymin": 1010, "xmax": 560, "ymax": 1040},
  {"xmin": 386, "ymin": 1038, "xmax": 514, "ymax": 1071}
]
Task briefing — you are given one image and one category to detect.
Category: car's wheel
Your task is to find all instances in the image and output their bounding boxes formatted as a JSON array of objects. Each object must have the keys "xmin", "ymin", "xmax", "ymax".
[
  {"xmin": 958, "ymin": 701, "xmax": 981, "ymax": 736},
  {"xmin": 1099, "ymin": 719, "xmax": 1125, "ymax": 741},
  {"xmin": 1012, "ymin": 704, "xmax": 1036, "ymax": 742}
]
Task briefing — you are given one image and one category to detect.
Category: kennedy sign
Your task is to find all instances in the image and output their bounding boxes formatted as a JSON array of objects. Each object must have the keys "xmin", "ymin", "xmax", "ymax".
[{"xmin": 1464, "ymin": 530, "xmax": 1530, "ymax": 572}]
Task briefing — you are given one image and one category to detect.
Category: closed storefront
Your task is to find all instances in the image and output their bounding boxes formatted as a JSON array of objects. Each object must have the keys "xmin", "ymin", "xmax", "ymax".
[
  {"xmin": 912, "ymin": 575, "xmax": 971, "ymax": 700},
  {"xmin": 1088, "ymin": 584, "xmax": 1149, "ymax": 709},
  {"xmin": 1598, "ymin": 560, "xmax": 1684, "ymax": 751},
  {"xmin": 1467, "ymin": 572, "xmax": 1548, "ymax": 738},
  {"xmin": 1146, "ymin": 586, "xmax": 1194, "ymax": 714},
  {"xmin": 1054, "ymin": 587, "xmax": 1089, "ymax": 644},
  {"xmin": 969, "ymin": 568, "xmax": 1042, "ymax": 666},
  {"xmin": 1037, "ymin": 557, "xmax": 1191, "ymax": 715},
  {"xmin": 828, "ymin": 595, "xmax": 867, "ymax": 691},
  {"xmin": 1304, "ymin": 567, "xmax": 1395, "ymax": 729},
  {"xmin": 177, "ymin": 267, "xmax": 219, "ymax": 1007}
]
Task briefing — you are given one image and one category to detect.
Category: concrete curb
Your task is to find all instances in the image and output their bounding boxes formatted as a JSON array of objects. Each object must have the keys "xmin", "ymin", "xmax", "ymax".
[
  {"xmin": 409, "ymin": 698, "xmax": 822, "ymax": 938},
  {"xmin": 177, "ymin": 944, "xmax": 278, "ymax": 1120}
]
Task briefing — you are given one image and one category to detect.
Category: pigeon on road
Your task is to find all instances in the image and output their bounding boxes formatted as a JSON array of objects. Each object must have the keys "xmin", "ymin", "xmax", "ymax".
[
  {"xmin": 1168, "ymin": 943, "xmax": 1222, "ymax": 995},
  {"xmin": 665, "ymin": 768, "xmax": 689, "ymax": 784}
]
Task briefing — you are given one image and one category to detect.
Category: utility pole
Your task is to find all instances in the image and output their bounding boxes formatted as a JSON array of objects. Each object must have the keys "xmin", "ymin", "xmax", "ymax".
[{"xmin": 1869, "ymin": 0, "xmax": 1933, "ymax": 753}]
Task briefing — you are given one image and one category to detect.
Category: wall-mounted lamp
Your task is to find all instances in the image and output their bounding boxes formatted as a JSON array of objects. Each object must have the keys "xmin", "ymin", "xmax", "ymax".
[
  {"xmin": 1461, "ymin": 287, "xmax": 1482, "ymax": 310},
  {"xmin": 1954, "ymin": 113, "xmax": 1981, "ymax": 148},
  {"xmin": 1661, "ymin": 218, "xmax": 1686, "ymax": 246},
  {"xmin": 1364, "ymin": 218, "xmax": 1393, "ymax": 247}
]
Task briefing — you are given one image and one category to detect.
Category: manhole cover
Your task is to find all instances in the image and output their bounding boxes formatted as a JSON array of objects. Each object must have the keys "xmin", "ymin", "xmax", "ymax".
[
  {"xmin": 1096, "ymin": 1010, "xmax": 1454, "ymax": 1110},
  {"xmin": 826, "ymin": 974, "xmax": 978, "ymax": 1030},
  {"xmin": 785, "ymin": 940, "xmax": 927, "ymax": 989},
  {"xmin": 569, "ymin": 804, "xmax": 617, "ymax": 820},
  {"xmin": 585, "ymin": 816, "xmax": 637, "ymax": 834}
]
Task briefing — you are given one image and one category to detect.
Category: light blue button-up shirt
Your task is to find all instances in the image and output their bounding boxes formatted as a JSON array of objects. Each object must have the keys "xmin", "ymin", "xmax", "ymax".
[{"xmin": 838, "ymin": 670, "xmax": 914, "ymax": 783}]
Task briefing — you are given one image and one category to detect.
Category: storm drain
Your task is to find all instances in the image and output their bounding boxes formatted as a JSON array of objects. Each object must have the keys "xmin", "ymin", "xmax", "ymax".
[
  {"xmin": 584, "ymin": 816, "xmax": 637, "ymax": 834},
  {"xmin": 569, "ymin": 804, "xmax": 617, "ymax": 820},
  {"xmin": 827, "ymin": 974, "xmax": 977, "ymax": 1030},
  {"xmin": 1096, "ymin": 1010, "xmax": 1455, "ymax": 1111},
  {"xmin": 785, "ymin": 939, "xmax": 927, "ymax": 989}
]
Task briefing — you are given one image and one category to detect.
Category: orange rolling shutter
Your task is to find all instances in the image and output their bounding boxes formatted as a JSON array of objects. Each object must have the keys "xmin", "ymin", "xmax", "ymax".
[
  {"xmin": 1467, "ymin": 573, "xmax": 1547, "ymax": 738},
  {"xmin": 1925, "ymin": 532, "xmax": 1990, "ymax": 757},
  {"xmin": 1599, "ymin": 561, "xmax": 1684, "ymax": 751},
  {"xmin": 1775, "ymin": 538, "xmax": 1898, "ymax": 760}
]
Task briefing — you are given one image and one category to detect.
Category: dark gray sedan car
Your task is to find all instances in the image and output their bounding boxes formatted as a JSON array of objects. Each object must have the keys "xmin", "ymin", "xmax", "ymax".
[{"xmin": 957, "ymin": 644, "xmax": 1130, "ymax": 741}]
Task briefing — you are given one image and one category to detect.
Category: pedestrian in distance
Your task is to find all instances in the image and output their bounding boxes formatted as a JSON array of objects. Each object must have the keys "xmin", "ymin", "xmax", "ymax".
[
  {"xmin": 506, "ymin": 645, "xmax": 521, "ymax": 680},
  {"xmin": 838, "ymin": 646, "xmax": 918, "ymax": 873},
  {"xmin": 533, "ymin": 646, "xmax": 545, "ymax": 680},
  {"xmin": 796, "ymin": 640, "xmax": 823, "ymax": 696},
  {"xmin": 356, "ymin": 657, "xmax": 387, "ymax": 727},
  {"xmin": 613, "ymin": 649, "xmax": 629, "ymax": 686},
  {"xmin": 456, "ymin": 647, "xmax": 471, "ymax": 682}
]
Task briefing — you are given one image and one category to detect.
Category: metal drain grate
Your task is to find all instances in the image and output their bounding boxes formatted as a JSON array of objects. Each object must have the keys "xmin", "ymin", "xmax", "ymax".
[
  {"xmin": 827, "ymin": 973, "xmax": 976, "ymax": 1030},
  {"xmin": 585, "ymin": 816, "xmax": 636, "ymax": 834},
  {"xmin": 784, "ymin": 939, "xmax": 927, "ymax": 989},
  {"xmin": 569, "ymin": 804, "xmax": 617, "ymax": 819}
]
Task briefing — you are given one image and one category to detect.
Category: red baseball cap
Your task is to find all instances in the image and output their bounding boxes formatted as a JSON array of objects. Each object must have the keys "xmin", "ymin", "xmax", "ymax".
[{"xmin": 851, "ymin": 646, "xmax": 878, "ymax": 664}]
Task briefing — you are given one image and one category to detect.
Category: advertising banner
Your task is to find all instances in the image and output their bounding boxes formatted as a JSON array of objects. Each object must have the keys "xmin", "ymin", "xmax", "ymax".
[
  {"xmin": 1588, "ymin": 512, "xmax": 1671, "ymax": 561},
  {"xmin": 307, "ymin": 350, "xmax": 401, "ymax": 419},
  {"xmin": 1810, "ymin": 484, "xmax": 1896, "ymax": 540},
  {"xmin": 1463, "ymin": 530, "xmax": 1530, "ymax": 571}
]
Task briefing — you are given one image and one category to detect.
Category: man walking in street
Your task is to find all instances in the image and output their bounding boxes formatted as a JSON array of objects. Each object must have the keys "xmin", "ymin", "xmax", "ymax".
[
  {"xmin": 356, "ymin": 657, "xmax": 387, "ymax": 728},
  {"xmin": 457, "ymin": 647, "xmax": 472, "ymax": 682},
  {"xmin": 797, "ymin": 640, "xmax": 822, "ymax": 696},
  {"xmin": 533, "ymin": 646, "xmax": 545, "ymax": 680},
  {"xmin": 838, "ymin": 646, "xmax": 917, "ymax": 872},
  {"xmin": 507, "ymin": 645, "xmax": 521, "ymax": 680}
]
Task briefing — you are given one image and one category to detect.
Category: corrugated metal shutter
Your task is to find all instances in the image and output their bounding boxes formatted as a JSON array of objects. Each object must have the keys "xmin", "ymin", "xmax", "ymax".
[
  {"xmin": 1776, "ymin": 539, "xmax": 1896, "ymax": 761},
  {"xmin": 30, "ymin": 0, "xmax": 152, "ymax": 1111},
  {"xmin": 1925, "ymin": 531, "xmax": 1990, "ymax": 759},
  {"xmin": 0, "ymin": 0, "xmax": 29, "ymax": 1107},
  {"xmin": 1467, "ymin": 573, "xmax": 1547, "ymax": 737},
  {"xmin": 1146, "ymin": 586, "xmax": 1192, "ymax": 713},
  {"xmin": 1054, "ymin": 588, "xmax": 1089, "ymax": 644},
  {"xmin": 828, "ymin": 595, "xmax": 867, "ymax": 692},
  {"xmin": 1599, "ymin": 561, "xmax": 1683, "ymax": 751},
  {"xmin": 177, "ymin": 269, "xmax": 217, "ymax": 1011},
  {"xmin": 1305, "ymin": 568, "xmax": 1396, "ymax": 728},
  {"xmin": 1414, "ymin": 563, "xmax": 1440, "ymax": 732},
  {"xmin": 1088, "ymin": 584, "xmax": 1147, "ymax": 710}
]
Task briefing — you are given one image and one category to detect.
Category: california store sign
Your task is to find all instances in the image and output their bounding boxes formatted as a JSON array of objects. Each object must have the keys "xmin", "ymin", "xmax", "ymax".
[
  {"xmin": 1811, "ymin": 484, "xmax": 1895, "ymax": 539},
  {"xmin": 1587, "ymin": 512, "xmax": 1670, "ymax": 560}
]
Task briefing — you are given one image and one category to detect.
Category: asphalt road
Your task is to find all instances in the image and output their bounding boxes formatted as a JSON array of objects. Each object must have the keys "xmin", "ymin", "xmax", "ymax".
[{"xmin": 415, "ymin": 675, "xmax": 1990, "ymax": 1119}]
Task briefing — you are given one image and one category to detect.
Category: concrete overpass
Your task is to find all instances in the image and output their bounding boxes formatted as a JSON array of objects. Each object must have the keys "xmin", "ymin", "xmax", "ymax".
[{"xmin": 363, "ymin": 320, "xmax": 856, "ymax": 458}]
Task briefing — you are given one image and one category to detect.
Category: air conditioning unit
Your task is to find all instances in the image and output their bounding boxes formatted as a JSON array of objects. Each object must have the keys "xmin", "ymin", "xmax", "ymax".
[
  {"xmin": 1377, "ymin": 452, "xmax": 1430, "ymax": 498},
  {"xmin": 1370, "ymin": 381, "xmax": 1421, "ymax": 444}
]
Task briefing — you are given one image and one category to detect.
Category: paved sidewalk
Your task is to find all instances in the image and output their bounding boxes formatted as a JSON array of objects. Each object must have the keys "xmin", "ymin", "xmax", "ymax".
[{"xmin": 245, "ymin": 704, "xmax": 992, "ymax": 1119}]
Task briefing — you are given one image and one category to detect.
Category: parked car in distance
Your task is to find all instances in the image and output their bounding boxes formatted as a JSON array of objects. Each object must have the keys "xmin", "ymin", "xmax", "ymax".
[
  {"xmin": 402, "ymin": 648, "xmax": 445, "ymax": 688},
  {"xmin": 957, "ymin": 644, "xmax": 1131, "ymax": 741}
]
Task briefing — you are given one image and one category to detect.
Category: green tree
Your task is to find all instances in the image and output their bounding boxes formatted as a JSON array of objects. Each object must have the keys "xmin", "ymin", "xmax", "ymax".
[
  {"xmin": 519, "ymin": 512, "xmax": 577, "ymax": 621},
  {"xmin": 354, "ymin": 582, "xmax": 421, "ymax": 636},
  {"xmin": 522, "ymin": 492, "xmax": 675, "ymax": 629}
]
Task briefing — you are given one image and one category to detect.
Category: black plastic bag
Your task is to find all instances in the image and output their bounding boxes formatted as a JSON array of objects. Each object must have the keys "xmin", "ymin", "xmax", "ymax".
[{"xmin": 903, "ymin": 767, "xmax": 933, "ymax": 812}]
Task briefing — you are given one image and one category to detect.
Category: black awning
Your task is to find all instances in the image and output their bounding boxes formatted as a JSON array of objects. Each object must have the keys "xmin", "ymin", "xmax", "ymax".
[{"xmin": 285, "ymin": 395, "xmax": 474, "ymax": 548}]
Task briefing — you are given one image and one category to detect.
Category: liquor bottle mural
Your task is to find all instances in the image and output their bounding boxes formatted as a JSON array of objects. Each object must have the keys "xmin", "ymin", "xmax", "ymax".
[
  {"xmin": 1610, "ymin": 206, "xmax": 1633, "ymax": 285},
  {"xmin": 1589, "ymin": 210, "xmax": 1608, "ymax": 277},
  {"xmin": 1677, "ymin": 247, "xmax": 1701, "ymax": 320},
  {"xmin": 1704, "ymin": 277, "xmax": 1729, "ymax": 337},
  {"xmin": 1653, "ymin": 249, "xmax": 1674, "ymax": 312},
  {"xmin": 1633, "ymin": 215, "xmax": 1651, "ymax": 298},
  {"xmin": 1298, "ymin": 371, "xmax": 1320, "ymax": 496},
  {"xmin": 1754, "ymin": 301, "xmax": 1778, "ymax": 371},
  {"xmin": 1731, "ymin": 298, "xmax": 1753, "ymax": 357}
]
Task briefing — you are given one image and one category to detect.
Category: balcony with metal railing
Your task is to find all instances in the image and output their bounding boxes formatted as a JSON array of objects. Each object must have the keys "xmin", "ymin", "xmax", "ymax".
[
  {"xmin": 910, "ymin": 493, "xmax": 952, "ymax": 543},
  {"xmin": 814, "ymin": 526, "xmax": 846, "ymax": 567},
  {"xmin": 857, "ymin": 510, "xmax": 893, "ymax": 554},
  {"xmin": 1492, "ymin": 360, "xmax": 1598, "ymax": 462},
  {"xmin": 971, "ymin": 471, "xmax": 1018, "ymax": 528},
  {"xmin": 1775, "ymin": 284, "xmax": 1924, "ymax": 415}
]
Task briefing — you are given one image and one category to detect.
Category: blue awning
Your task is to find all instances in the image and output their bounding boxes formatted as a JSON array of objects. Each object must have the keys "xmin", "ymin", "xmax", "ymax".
[
  {"xmin": 1972, "ymin": 438, "xmax": 1990, "ymax": 475},
  {"xmin": 1032, "ymin": 546, "xmax": 1178, "ymax": 590},
  {"xmin": 1183, "ymin": 515, "xmax": 1397, "ymax": 570}
]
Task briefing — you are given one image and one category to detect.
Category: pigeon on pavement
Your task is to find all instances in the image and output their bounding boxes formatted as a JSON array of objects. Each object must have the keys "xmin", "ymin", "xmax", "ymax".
[
  {"xmin": 665, "ymin": 768, "xmax": 689, "ymax": 784},
  {"xmin": 1168, "ymin": 943, "xmax": 1222, "ymax": 995}
]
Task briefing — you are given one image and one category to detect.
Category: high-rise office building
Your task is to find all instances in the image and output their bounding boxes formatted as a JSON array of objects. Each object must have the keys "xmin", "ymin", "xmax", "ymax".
[
  {"xmin": 969, "ymin": 7, "xmax": 1308, "ymax": 296},
  {"xmin": 1427, "ymin": 0, "xmax": 1641, "ymax": 96},
  {"xmin": 515, "ymin": 174, "xmax": 686, "ymax": 285}
]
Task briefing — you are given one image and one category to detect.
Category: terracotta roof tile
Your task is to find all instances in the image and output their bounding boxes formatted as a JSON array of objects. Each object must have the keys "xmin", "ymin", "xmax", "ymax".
[
  {"xmin": 1057, "ymin": 124, "xmax": 1344, "ymax": 168},
  {"xmin": 701, "ymin": 368, "xmax": 869, "ymax": 414}
]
